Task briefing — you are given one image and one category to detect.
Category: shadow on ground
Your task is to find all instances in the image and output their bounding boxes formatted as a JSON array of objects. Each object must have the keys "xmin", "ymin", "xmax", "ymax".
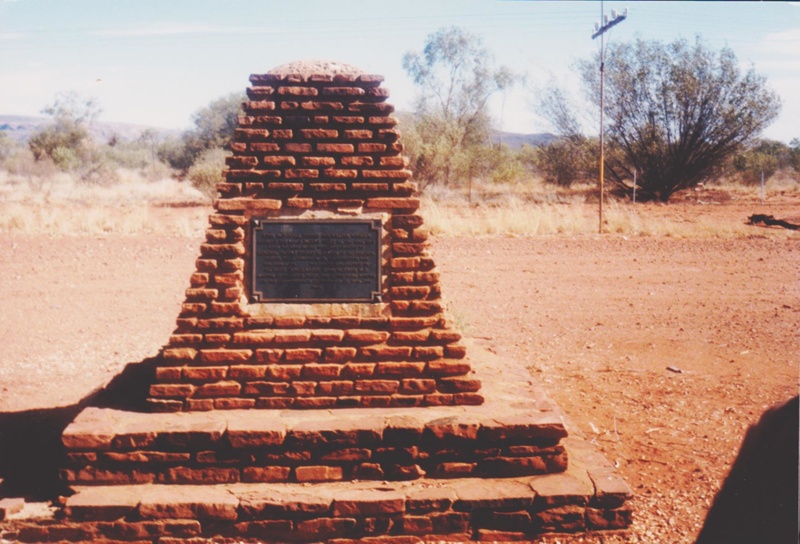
[{"xmin": 0, "ymin": 358, "xmax": 156, "ymax": 500}]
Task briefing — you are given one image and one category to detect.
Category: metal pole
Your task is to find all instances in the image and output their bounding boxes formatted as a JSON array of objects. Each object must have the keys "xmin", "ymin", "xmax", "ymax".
[{"xmin": 592, "ymin": 3, "xmax": 628, "ymax": 234}]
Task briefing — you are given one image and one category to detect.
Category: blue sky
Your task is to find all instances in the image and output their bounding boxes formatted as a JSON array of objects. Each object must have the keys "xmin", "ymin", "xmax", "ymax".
[{"xmin": 1, "ymin": 1, "xmax": 798, "ymax": 142}]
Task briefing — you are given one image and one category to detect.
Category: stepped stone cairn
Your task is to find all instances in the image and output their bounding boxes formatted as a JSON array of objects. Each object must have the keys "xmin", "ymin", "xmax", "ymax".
[
  {"xmin": 147, "ymin": 60, "xmax": 481, "ymax": 413},
  {"xmin": 0, "ymin": 61, "xmax": 632, "ymax": 543}
]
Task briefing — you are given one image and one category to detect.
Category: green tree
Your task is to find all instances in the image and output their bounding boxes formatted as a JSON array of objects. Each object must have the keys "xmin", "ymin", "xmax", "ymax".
[
  {"xmin": 28, "ymin": 91, "xmax": 111, "ymax": 182},
  {"xmin": 577, "ymin": 37, "xmax": 781, "ymax": 201},
  {"xmin": 160, "ymin": 92, "xmax": 245, "ymax": 171},
  {"xmin": 402, "ymin": 26, "xmax": 516, "ymax": 187}
]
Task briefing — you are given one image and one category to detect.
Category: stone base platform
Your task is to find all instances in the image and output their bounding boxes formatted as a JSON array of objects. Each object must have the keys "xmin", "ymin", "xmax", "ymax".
[
  {"xmin": 62, "ymin": 342, "xmax": 571, "ymax": 485},
  {"xmin": 5, "ymin": 438, "xmax": 632, "ymax": 543}
]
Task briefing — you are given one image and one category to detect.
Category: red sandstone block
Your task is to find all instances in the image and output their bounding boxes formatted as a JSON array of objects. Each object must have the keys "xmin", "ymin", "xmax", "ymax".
[
  {"xmin": 182, "ymin": 366, "xmax": 228, "ymax": 381},
  {"xmin": 146, "ymin": 399, "xmax": 184, "ymax": 412},
  {"xmin": 415, "ymin": 271, "xmax": 439, "ymax": 283},
  {"xmin": 222, "ymin": 287, "xmax": 243, "ymax": 300},
  {"xmin": 195, "ymin": 381, "xmax": 242, "ymax": 398},
  {"xmin": 256, "ymin": 349, "xmax": 285, "ymax": 364},
  {"xmin": 453, "ymin": 392, "xmax": 484, "ymax": 405},
  {"xmin": 300, "ymin": 101, "xmax": 346, "ymax": 112},
  {"xmin": 267, "ymin": 182, "xmax": 304, "ymax": 192},
  {"xmin": 391, "ymin": 330, "xmax": 431, "ymax": 343},
  {"xmin": 234, "ymin": 128, "xmax": 271, "ymax": 141},
  {"xmin": 278, "ymin": 86, "xmax": 318, "ymax": 96},
  {"xmin": 366, "ymin": 197, "xmax": 419, "ymax": 210},
  {"xmin": 363, "ymin": 169, "xmax": 413, "ymax": 179},
  {"xmin": 374, "ymin": 362, "xmax": 426, "ymax": 378},
  {"xmin": 393, "ymin": 181, "xmax": 419, "ymax": 196},
  {"xmin": 314, "ymin": 115, "xmax": 330, "ymax": 123},
  {"xmin": 317, "ymin": 380, "xmax": 355, "ymax": 395},
  {"xmin": 348, "ymin": 103, "xmax": 394, "ymax": 114},
  {"xmin": 219, "ymin": 257, "xmax": 245, "ymax": 271},
  {"xmin": 228, "ymin": 365, "xmax": 267, "ymax": 379},
  {"xmin": 295, "ymin": 397, "xmax": 338, "ymax": 408},
  {"xmin": 343, "ymin": 129, "xmax": 373, "ymax": 139},
  {"xmin": 195, "ymin": 258, "xmax": 218, "ymax": 271},
  {"xmin": 212, "ymin": 272, "xmax": 243, "ymax": 287},
  {"xmin": 199, "ymin": 349, "xmax": 252, "ymax": 364},
  {"xmin": 429, "ymin": 330, "xmax": 461, "ymax": 343},
  {"xmin": 317, "ymin": 199, "xmax": 364, "ymax": 209},
  {"xmin": 149, "ymin": 384, "xmax": 196, "ymax": 399},
  {"xmin": 309, "ymin": 182, "xmax": 347, "ymax": 192},
  {"xmin": 285, "ymin": 168, "xmax": 320, "ymax": 179},
  {"xmin": 302, "ymin": 363, "xmax": 342, "ymax": 379},
  {"xmin": 391, "ymin": 271, "xmax": 415, "ymax": 284},
  {"xmin": 389, "ymin": 317, "xmax": 439, "ymax": 330},
  {"xmin": 390, "ymin": 286, "xmax": 431, "ymax": 300},
  {"xmin": 246, "ymin": 316, "xmax": 274, "ymax": 328},
  {"xmin": 378, "ymin": 129, "xmax": 401, "ymax": 141},
  {"xmin": 444, "ymin": 344, "xmax": 468, "ymax": 359},
  {"xmin": 400, "ymin": 378, "xmax": 437, "ymax": 394},
  {"xmin": 283, "ymin": 142, "xmax": 312, "ymax": 153},
  {"xmin": 274, "ymin": 330, "xmax": 312, "ymax": 344},
  {"xmin": 290, "ymin": 381, "xmax": 317, "ymax": 396},
  {"xmin": 414, "ymin": 346, "xmax": 444, "ymax": 360},
  {"xmin": 162, "ymin": 348, "xmax": 198, "ymax": 363},
  {"xmin": 254, "ymin": 396, "xmax": 295, "ymax": 409},
  {"xmin": 200, "ymin": 242, "xmax": 245, "ymax": 257},
  {"xmin": 344, "ymin": 329, "xmax": 389, "ymax": 344},
  {"xmin": 230, "ymin": 140, "xmax": 248, "ymax": 152},
  {"xmin": 391, "ymin": 243, "xmax": 429, "ymax": 256},
  {"xmin": 208, "ymin": 302, "xmax": 242, "ymax": 315},
  {"xmin": 155, "ymin": 367, "xmax": 183, "ymax": 381},
  {"xmin": 286, "ymin": 197, "xmax": 314, "ymax": 208},
  {"xmin": 204, "ymin": 229, "xmax": 227, "ymax": 243},
  {"xmin": 280, "ymin": 101, "xmax": 299, "ymax": 110},
  {"xmin": 226, "ymin": 155, "xmax": 258, "ymax": 168},
  {"xmin": 185, "ymin": 287, "xmax": 218, "ymax": 301},
  {"xmin": 427, "ymin": 361, "xmax": 471, "ymax": 376},
  {"xmin": 370, "ymin": 116, "xmax": 400, "ymax": 127},
  {"xmin": 321, "ymin": 87, "xmax": 366, "ymax": 97},
  {"xmin": 332, "ymin": 491, "xmax": 405, "ymax": 517},
  {"xmin": 351, "ymin": 183, "xmax": 389, "ymax": 193},
  {"xmin": 249, "ymin": 142, "xmax": 281, "ymax": 152},
  {"xmin": 233, "ymin": 331, "xmax": 275, "ymax": 345},
  {"xmin": 325, "ymin": 346, "xmax": 358, "ymax": 363},
  {"xmin": 340, "ymin": 156, "xmax": 373, "ymax": 166},
  {"xmin": 317, "ymin": 143, "xmax": 355, "ymax": 153},
  {"xmin": 360, "ymin": 396, "xmax": 393, "ymax": 408},
  {"xmin": 354, "ymin": 380, "xmax": 399, "ymax": 394},
  {"xmin": 274, "ymin": 316, "xmax": 306, "ymax": 328},
  {"xmin": 295, "ymin": 466, "xmax": 344, "ymax": 482},
  {"xmin": 204, "ymin": 333, "xmax": 231, "ymax": 344},
  {"xmin": 242, "ymin": 466, "xmax": 291, "ymax": 483},
  {"xmin": 246, "ymin": 86, "xmax": 274, "ymax": 97},
  {"xmin": 391, "ymin": 214, "xmax": 425, "ymax": 229},
  {"xmin": 215, "ymin": 398, "xmax": 256, "ymax": 409},
  {"xmin": 159, "ymin": 467, "xmax": 240, "ymax": 485},
  {"xmin": 300, "ymin": 128, "xmax": 339, "ymax": 139},
  {"xmin": 332, "ymin": 115, "xmax": 365, "ymax": 124},
  {"xmin": 309, "ymin": 329, "xmax": 344, "ymax": 343},
  {"xmin": 303, "ymin": 156, "xmax": 336, "ymax": 167},
  {"xmin": 174, "ymin": 317, "xmax": 198, "ymax": 330},
  {"xmin": 285, "ymin": 348, "xmax": 323, "ymax": 362},
  {"xmin": 360, "ymin": 345, "xmax": 413, "ymax": 360},
  {"xmin": 260, "ymin": 155, "xmax": 296, "ymax": 166},
  {"xmin": 243, "ymin": 381, "xmax": 290, "ymax": 396},
  {"xmin": 341, "ymin": 363, "xmax": 376, "ymax": 378},
  {"xmin": 323, "ymin": 168, "xmax": 358, "ymax": 178},
  {"xmin": 390, "ymin": 257, "xmax": 420, "ymax": 270}
]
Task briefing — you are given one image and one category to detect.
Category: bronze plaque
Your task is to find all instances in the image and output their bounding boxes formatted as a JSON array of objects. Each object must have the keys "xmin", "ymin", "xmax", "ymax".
[{"xmin": 251, "ymin": 219, "xmax": 382, "ymax": 303}]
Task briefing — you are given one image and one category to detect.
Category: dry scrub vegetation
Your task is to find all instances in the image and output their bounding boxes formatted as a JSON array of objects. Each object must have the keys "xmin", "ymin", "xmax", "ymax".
[{"xmin": 2, "ymin": 170, "xmax": 799, "ymax": 239}]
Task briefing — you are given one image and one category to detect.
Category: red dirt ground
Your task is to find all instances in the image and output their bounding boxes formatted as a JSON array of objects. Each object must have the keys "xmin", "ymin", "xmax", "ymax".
[{"xmin": 0, "ymin": 198, "xmax": 797, "ymax": 543}]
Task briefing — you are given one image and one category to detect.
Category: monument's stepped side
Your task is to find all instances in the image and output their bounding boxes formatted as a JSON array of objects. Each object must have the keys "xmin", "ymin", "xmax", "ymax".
[{"xmin": 147, "ymin": 66, "xmax": 481, "ymax": 412}]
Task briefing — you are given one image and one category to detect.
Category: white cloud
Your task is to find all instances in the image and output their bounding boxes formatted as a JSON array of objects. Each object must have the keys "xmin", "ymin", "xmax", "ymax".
[{"xmin": 0, "ymin": 31, "xmax": 26, "ymax": 40}]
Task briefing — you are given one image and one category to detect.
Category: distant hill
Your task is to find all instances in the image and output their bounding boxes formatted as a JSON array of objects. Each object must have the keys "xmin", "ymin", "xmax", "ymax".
[
  {"xmin": 0, "ymin": 114, "xmax": 179, "ymax": 144},
  {"xmin": 490, "ymin": 130, "xmax": 556, "ymax": 149}
]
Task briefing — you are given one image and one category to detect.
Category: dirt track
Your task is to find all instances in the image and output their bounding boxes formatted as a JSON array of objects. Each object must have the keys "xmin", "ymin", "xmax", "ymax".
[{"xmin": 0, "ymin": 206, "xmax": 798, "ymax": 542}]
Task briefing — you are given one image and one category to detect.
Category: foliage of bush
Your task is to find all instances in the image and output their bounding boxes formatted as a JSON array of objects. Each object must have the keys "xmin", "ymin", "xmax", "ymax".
[{"xmin": 187, "ymin": 147, "xmax": 228, "ymax": 198}]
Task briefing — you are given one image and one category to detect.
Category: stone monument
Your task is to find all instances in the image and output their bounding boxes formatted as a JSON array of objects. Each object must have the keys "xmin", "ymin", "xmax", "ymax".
[{"xmin": 4, "ymin": 61, "xmax": 631, "ymax": 543}]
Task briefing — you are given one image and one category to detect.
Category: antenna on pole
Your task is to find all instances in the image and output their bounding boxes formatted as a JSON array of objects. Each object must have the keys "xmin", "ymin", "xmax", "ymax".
[{"xmin": 592, "ymin": 2, "xmax": 628, "ymax": 233}]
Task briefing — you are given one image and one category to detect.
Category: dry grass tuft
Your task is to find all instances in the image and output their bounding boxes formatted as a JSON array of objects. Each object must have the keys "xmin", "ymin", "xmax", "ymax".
[{"xmin": 0, "ymin": 169, "xmax": 210, "ymax": 235}]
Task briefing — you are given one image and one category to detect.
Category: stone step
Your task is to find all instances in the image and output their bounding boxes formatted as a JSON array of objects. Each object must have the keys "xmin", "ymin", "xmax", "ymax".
[
  {"xmin": 9, "ymin": 446, "xmax": 632, "ymax": 542},
  {"xmin": 62, "ymin": 343, "xmax": 573, "ymax": 485},
  {"xmin": 61, "ymin": 401, "xmax": 568, "ymax": 485}
]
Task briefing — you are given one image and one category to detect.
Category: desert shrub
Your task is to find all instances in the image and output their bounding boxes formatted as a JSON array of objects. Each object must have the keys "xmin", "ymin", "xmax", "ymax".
[{"xmin": 187, "ymin": 147, "xmax": 227, "ymax": 198}]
